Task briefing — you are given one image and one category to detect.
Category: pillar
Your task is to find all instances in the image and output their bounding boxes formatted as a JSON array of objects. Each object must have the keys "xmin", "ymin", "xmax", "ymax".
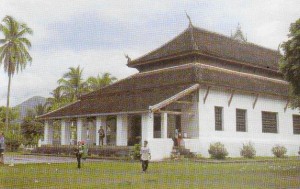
[
  {"xmin": 96, "ymin": 116, "xmax": 107, "ymax": 146},
  {"xmin": 61, "ymin": 120, "xmax": 71, "ymax": 145},
  {"xmin": 141, "ymin": 112, "xmax": 154, "ymax": 143},
  {"xmin": 44, "ymin": 120, "xmax": 53, "ymax": 145},
  {"xmin": 116, "ymin": 114, "xmax": 128, "ymax": 146},
  {"xmin": 61, "ymin": 120, "xmax": 66, "ymax": 145},
  {"xmin": 65, "ymin": 121, "xmax": 71, "ymax": 145},
  {"xmin": 77, "ymin": 118, "xmax": 83, "ymax": 143},
  {"xmin": 161, "ymin": 113, "xmax": 168, "ymax": 138}
]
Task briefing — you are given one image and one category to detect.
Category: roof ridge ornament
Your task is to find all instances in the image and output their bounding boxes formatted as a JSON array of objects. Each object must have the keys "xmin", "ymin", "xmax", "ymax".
[
  {"xmin": 124, "ymin": 54, "xmax": 131, "ymax": 63},
  {"xmin": 231, "ymin": 23, "xmax": 247, "ymax": 43},
  {"xmin": 185, "ymin": 11, "xmax": 198, "ymax": 50},
  {"xmin": 185, "ymin": 11, "xmax": 193, "ymax": 27}
]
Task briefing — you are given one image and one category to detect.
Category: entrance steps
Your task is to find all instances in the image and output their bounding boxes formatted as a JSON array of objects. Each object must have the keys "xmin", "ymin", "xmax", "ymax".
[{"xmin": 171, "ymin": 146, "xmax": 194, "ymax": 158}]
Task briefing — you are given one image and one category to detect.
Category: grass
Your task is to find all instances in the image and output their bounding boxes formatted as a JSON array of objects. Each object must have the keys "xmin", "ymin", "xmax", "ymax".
[{"xmin": 0, "ymin": 159, "xmax": 299, "ymax": 189}]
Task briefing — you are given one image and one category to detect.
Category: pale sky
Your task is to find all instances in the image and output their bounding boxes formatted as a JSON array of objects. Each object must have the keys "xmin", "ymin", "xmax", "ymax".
[{"xmin": 0, "ymin": 0, "xmax": 299, "ymax": 106}]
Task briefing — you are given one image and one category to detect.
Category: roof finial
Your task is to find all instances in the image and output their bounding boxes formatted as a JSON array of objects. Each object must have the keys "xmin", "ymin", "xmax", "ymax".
[
  {"xmin": 124, "ymin": 54, "xmax": 131, "ymax": 63},
  {"xmin": 231, "ymin": 23, "xmax": 247, "ymax": 43},
  {"xmin": 237, "ymin": 22, "xmax": 241, "ymax": 30},
  {"xmin": 185, "ymin": 11, "xmax": 193, "ymax": 27}
]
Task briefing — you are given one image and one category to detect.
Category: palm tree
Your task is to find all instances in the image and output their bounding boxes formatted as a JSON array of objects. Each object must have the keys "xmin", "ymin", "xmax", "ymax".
[
  {"xmin": 87, "ymin": 72, "xmax": 117, "ymax": 91},
  {"xmin": 58, "ymin": 66, "xmax": 87, "ymax": 101},
  {"xmin": 34, "ymin": 103, "xmax": 48, "ymax": 116},
  {"xmin": 46, "ymin": 86, "xmax": 73, "ymax": 111},
  {"xmin": 0, "ymin": 16, "xmax": 33, "ymax": 131},
  {"xmin": 46, "ymin": 86, "xmax": 64, "ymax": 106}
]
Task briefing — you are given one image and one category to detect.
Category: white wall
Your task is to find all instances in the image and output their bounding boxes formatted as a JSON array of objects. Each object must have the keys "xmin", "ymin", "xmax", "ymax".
[
  {"xmin": 184, "ymin": 88, "xmax": 300, "ymax": 157},
  {"xmin": 181, "ymin": 94, "xmax": 199, "ymax": 138},
  {"xmin": 148, "ymin": 139, "xmax": 174, "ymax": 161}
]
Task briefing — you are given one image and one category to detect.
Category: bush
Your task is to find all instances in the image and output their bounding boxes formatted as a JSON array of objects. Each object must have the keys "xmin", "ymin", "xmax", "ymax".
[
  {"xmin": 272, "ymin": 145, "xmax": 287, "ymax": 158},
  {"xmin": 208, "ymin": 142, "xmax": 228, "ymax": 159},
  {"xmin": 130, "ymin": 144, "xmax": 141, "ymax": 160},
  {"xmin": 240, "ymin": 142, "xmax": 256, "ymax": 158},
  {"xmin": 4, "ymin": 132, "xmax": 23, "ymax": 152}
]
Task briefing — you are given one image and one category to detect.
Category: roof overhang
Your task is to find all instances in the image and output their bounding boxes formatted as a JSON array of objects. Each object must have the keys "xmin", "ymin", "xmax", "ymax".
[{"xmin": 149, "ymin": 84, "xmax": 199, "ymax": 112}]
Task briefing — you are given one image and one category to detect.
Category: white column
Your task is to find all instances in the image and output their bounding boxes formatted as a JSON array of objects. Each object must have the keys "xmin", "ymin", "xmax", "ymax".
[
  {"xmin": 116, "ymin": 114, "xmax": 128, "ymax": 146},
  {"xmin": 61, "ymin": 120, "xmax": 71, "ymax": 145},
  {"xmin": 61, "ymin": 120, "xmax": 66, "ymax": 145},
  {"xmin": 44, "ymin": 120, "xmax": 53, "ymax": 145},
  {"xmin": 142, "ymin": 112, "xmax": 154, "ymax": 143},
  {"xmin": 65, "ymin": 121, "xmax": 71, "ymax": 145},
  {"xmin": 102, "ymin": 117, "xmax": 107, "ymax": 145},
  {"xmin": 77, "ymin": 118, "xmax": 83, "ymax": 143},
  {"xmin": 161, "ymin": 113, "xmax": 168, "ymax": 138},
  {"xmin": 96, "ymin": 116, "xmax": 107, "ymax": 146},
  {"xmin": 81, "ymin": 119, "xmax": 87, "ymax": 142}
]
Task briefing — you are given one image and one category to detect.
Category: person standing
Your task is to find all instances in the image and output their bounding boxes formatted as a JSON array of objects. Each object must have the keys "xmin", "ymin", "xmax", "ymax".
[
  {"xmin": 140, "ymin": 141, "xmax": 151, "ymax": 173},
  {"xmin": 106, "ymin": 125, "xmax": 111, "ymax": 145},
  {"xmin": 0, "ymin": 132, "xmax": 5, "ymax": 165},
  {"xmin": 178, "ymin": 131, "xmax": 182, "ymax": 147},
  {"xmin": 74, "ymin": 141, "xmax": 83, "ymax": 169},
  {"xmin": 98, "ymin": 126, "xmax": 105, "ymax": 146},
  {"xmin": 175, "ymin": 129, "xmax": 179, "ymax": 146}
]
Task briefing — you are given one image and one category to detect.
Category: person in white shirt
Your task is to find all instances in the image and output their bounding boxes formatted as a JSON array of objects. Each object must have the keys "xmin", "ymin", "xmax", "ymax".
[{"xmin": 140, "ymin": 140, "xmax": 151, "ymax": 173}]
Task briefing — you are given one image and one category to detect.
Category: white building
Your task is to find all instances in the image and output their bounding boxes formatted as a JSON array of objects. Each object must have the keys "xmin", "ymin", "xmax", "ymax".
[{"xmin": 39, "ymin": 22, "xmax": 300, "ymax": 160}]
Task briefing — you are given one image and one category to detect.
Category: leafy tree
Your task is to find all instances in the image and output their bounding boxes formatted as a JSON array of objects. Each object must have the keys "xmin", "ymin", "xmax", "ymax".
[
  {"xmin": 87, "ymin": 72, "xmax": 117, "ymax": 91},
  {"xmin": 0, "ymin": 16, "xmax": 33, "ymax": 131},
  {"xmin": 0, "ymin": 106, "xmax": 19, "ymax": 123},
  {"xmin": 34, "ymin": 103, "xmax": 48, "ymax": 116},
  {"xmin": 58, "ymin": 66, "xmax": 88, "ymax": 101},
  {"xmin": 280, "ymin": 18, "xmax": 300, "ymax": 109},
  {"xmin": 21, "ymin": 109, "xmax": 43, "ymax": 145},
  {"xmin": 45, "ymin": 67, "xmax": 117, "ymax": 112}
]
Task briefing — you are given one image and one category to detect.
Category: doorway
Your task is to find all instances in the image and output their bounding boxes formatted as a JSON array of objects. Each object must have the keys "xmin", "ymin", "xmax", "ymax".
[{"xmin": 128, "ymin": 115, "xmax": 141, "ymax": 146}]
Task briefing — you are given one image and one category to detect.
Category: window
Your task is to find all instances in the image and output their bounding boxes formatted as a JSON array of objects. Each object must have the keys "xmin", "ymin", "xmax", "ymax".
[
  {"xmin": 293, "ymin": 115, "xmax": 300, "ymax": 134},
  {"xmin": 215, "ymin": 107, "xmax": 223, "ymax": 131},
  {"xmin": 262, "ymin": 111, "xmax": 278, "ymax": 133},
  {"xmin": 236, "ymin": 109, "xmax": 247, "ymax": 132}
]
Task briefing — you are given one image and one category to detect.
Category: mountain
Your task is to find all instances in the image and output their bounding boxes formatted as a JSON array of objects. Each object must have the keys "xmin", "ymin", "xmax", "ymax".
[{"xmin": 14, "ymin": 96, "xmax": 47, "ymax": 122}]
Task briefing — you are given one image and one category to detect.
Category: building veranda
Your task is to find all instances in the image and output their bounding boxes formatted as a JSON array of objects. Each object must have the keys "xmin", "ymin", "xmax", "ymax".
[{"xmin": 38, "ymin": 22, "xmax": 300, "ymax": 160}]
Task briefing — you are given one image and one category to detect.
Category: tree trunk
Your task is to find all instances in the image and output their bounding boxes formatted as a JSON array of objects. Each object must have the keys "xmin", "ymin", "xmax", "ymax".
[{"xmin": 5, "ymin": 73, "xmax": 12, "ymax": 132}]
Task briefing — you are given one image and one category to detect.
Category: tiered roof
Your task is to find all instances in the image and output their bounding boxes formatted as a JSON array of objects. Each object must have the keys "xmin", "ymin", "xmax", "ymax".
[
  {"xmin": 39, "ymin": 63, "xmax": 288, "ymax": 119},
  {"xmin": 39, "ymin": 23, "xmax": 288, "ymax": 120},
  {"xmin": 129, "ymin": 25, "xmax": 281, "ymax": 71}
]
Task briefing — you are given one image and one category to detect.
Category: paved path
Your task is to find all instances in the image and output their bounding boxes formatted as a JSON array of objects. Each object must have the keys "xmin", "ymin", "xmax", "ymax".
[{"xmin": 4, "ymin": 154, "xmax": 103, "ymax": 165}]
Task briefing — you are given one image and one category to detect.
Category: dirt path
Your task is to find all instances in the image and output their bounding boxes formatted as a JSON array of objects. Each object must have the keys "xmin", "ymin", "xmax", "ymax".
[{"xmin": 3, "ymin": 154, "xmax": 104, "ymax": 165}]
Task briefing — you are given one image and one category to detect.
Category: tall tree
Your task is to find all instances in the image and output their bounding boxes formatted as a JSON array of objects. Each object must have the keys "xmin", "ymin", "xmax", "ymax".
[
  {"xmin": 58, "ymin": 66, "xmax": 88, "ymax": 101},
  {"xmin": 280, "ymin": 18, "xmax": 300, "ymax": 109},
  {"xmin": 21, "ymin": 109, "xmax": 43, "ymax": 145},
  {"xmin": 87, "ymin": 72, "xmax": 117, "ymax": 91},
  {"xmin": 0, "ymin": 16, "xmax": 33, "ymax": 131},
  {"xmin": 34, "ymin": 103, "xmax": 48, "ymax": 116}
]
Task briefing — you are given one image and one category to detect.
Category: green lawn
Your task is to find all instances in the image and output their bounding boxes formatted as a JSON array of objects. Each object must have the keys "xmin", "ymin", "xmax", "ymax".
[{"xmin": 0, "ymin": 160, "xmax": 299, "ymax": 189}]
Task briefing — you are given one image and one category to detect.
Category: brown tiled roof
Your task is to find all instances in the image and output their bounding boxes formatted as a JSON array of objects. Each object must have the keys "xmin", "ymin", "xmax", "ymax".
[
  {"xmin": 129, "ymin": 26, "xmax": 281, "ymax": 70},
  {"xmin": 39, "ymin": 63, "xmax": 288, "ymax": 119},
  {"xmin": 38, "ymin": 84, "xmax": 195, "ymax": 119}
]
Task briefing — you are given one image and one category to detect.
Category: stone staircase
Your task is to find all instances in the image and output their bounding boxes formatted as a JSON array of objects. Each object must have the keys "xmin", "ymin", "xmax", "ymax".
[{"xmin": 171, "ymin": 146, "xmax": 195, "ymax": 159}]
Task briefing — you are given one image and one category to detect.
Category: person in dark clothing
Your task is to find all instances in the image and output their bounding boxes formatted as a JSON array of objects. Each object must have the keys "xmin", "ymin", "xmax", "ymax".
[
  {"xmin": 74, "ymin": 141, "xmax": 83, "ymax": 169},
  {"xmin": 98, "ymin": 126, "xmax": 105, "ymax": 146},
  {"xmin": 0, "ymin": 132, "xmax": 4, "ymax": 165}
]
